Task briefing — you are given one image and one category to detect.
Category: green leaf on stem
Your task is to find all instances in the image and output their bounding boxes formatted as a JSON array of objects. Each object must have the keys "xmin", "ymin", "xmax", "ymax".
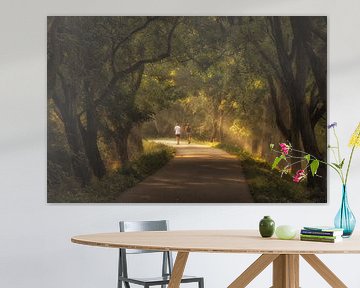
[
  {"xmin": 332, "ymin": 159, "xmax": 345, "ymax": 169},
  {"xmin": 272, "ymin": 156, "xmax": 282, "ymax": 169},
  {"xmin": 332, "ymin": 162, "xmax": 340, "ymax": 169},
  {"xmin": 270, "ymin": 144, "xmax": 274, "ymax": 149},
  {"xmin": 310, "ymin": 159, "xmax": 320, "ymax": 176},
  {"xmin": 339, "ymin": 158, "xmax": 345, "ymax": 169},
  {"xmin": 304, "ymin": 154, "xmax": 311, "ymax": 163}
]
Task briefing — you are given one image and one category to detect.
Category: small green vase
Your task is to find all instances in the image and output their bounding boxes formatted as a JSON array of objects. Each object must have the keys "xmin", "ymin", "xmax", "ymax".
[{"xmin": 259, "ymin": 216, "xmax": 275, "ymax": 237}]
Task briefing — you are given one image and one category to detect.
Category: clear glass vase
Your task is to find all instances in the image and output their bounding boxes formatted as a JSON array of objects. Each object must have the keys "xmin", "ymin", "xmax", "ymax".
[{"xmin": 334, "ymin": 185, "xmax": 356, "ymax": 237}]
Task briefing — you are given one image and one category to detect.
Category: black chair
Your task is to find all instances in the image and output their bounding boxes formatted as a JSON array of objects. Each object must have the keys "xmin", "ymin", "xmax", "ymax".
[{"xmin": 118, "ymin": 220, "xmax": 204, "ymax": 288}]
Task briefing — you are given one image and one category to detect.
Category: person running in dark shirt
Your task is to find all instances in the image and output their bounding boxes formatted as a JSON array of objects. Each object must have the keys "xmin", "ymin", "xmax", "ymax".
[{"xmin": 185, "ymin": 123, "xmax": 192, "ymax": 144}]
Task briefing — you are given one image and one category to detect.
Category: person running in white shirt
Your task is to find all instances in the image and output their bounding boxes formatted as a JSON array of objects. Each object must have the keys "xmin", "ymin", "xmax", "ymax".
[{"xmin": 174, "ymin": 123, "xmax": 181, "ymax": 145}]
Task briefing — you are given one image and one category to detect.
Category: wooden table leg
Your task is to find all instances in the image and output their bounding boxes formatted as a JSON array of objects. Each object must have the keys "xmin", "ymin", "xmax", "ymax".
[
  {"xmin": 168, "ymin": 252, "xmax": 189, "ymax": 288},
  {"xmin": 272, "ymin": 254, "xmax": 299, "ymax": 288},
  {"xmin": 301, "ymin": 254, "xmax": 347, "ymax": 288},
  {"xmin": 228, "ymin": 254, "xmax": 279, "ymax": 288}
]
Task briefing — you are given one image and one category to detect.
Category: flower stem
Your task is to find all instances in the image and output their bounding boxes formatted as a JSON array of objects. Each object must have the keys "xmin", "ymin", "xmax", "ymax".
[
  {"xmin": 318, "ymin": 159, "xmax": 344, "ymax": 183},
  {"xmin": 344, "ymin": 129, "xmax": 360, "ymax": 185},
  {"xmin": 333, "ymin": 127, "xmax": 342, "ymax": 164},
  {"xmin": 333, "ymin": 127, "xmax": 346, "ymax": 181},
  {"xmin": 330, "ymin": 147, "xmax": 339, "ymax": 164},
  {"xmin": 345, "ymin": 145, "xmax": 356, "ymax": 185},
  {"xmin": 283, "ymin": 148, "xmax": 345, "ymax": 183}
]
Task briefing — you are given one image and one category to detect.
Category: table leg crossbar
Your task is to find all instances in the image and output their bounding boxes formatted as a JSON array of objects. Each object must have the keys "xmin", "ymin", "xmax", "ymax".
[
  {"xmin": 301, "ymin": 254, "xmax": 347, "ymax": 288},
  {"xmin": 228, "ymin": 254, "xmax": 280, "ymax": 288},
  {"xmin": 167, "ymin": 252, "xmax": 348, "ymax": 288},
  {"xmin": 226, "ymin": 253, "xmax": 347, "ymax": 288}
]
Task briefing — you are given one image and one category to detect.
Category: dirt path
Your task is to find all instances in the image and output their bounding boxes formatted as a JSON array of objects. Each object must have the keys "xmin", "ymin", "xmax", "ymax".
[{"xmin": 116, "ymin": 140, "xmax": 253, "ymax": 203}]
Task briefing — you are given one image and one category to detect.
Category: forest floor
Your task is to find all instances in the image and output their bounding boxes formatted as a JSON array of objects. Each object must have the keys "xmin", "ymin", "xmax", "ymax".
[{"xmin": 116, "ymin": 140, "xmax": 253, "ymax": 203}]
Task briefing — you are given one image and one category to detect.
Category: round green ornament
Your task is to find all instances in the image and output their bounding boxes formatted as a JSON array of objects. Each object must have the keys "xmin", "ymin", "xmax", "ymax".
[{"xmin": 275, "ymin": 225, "xmax": 297, "ymax": 240}]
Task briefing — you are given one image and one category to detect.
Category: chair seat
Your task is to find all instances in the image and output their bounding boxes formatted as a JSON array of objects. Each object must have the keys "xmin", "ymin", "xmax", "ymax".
[{"xmin": 119, "ymin": 274, "xmax": 203, "ymax": 286}]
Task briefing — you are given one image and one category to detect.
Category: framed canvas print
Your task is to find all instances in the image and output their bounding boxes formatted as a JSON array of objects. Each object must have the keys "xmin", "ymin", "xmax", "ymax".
[{"xmin": 47, "ymin": 16, "xmax": 327, "ymax": 203}]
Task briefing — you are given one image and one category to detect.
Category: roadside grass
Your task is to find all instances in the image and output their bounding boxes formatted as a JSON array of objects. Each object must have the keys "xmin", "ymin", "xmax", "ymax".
[
  {"xmin": 140, "ymin": 138, "xmax": 314, "ymax": 203},
  {"xmin": 48, "ymin": 141, "xmax": 175, "ymax": 203},
  {"xmin": 213, "ymin": 143, "xmax": 313, "ymax": 203}
]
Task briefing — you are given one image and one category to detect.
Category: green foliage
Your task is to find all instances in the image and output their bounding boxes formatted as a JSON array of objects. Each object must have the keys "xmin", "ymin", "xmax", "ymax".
[
  {"xmin": 333, "ymin": 159, "xmax": 345, "ymax": 169},
  {"xmin": 215, "ymin": 143, "xmax": 314, "ymax": 203},
  {"xmin": 310, "ymin": 159, "xmax": 320, "ymax": 176},
  {"xmin": 48, "ymin": 141, "xmax": 175, "ymax": 202},
  {"xmin": 129, "ymin": 141, "xmax": 175, "ymax": 176},
  {"xmin": 271, "ymin": 155, "xmax": 285, "ymax": 170}
]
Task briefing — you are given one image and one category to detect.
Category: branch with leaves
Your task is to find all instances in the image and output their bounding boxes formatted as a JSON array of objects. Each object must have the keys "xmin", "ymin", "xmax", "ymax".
[{"xmin": 271, "ymin": 122, "xmax": 360, "ymax": 185}]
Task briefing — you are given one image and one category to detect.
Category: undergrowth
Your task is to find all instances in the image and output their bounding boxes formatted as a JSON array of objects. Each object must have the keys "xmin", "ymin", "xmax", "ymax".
[
  {"xmin": 213, "ymin": 143, "xmax": 314, "ymax": 203},
  {"xmin": 48, "ymin": 141, "xmax": 175, "ymax": 203}
]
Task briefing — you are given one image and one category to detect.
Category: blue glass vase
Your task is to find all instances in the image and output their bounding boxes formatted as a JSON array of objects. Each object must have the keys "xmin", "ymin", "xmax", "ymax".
[{"xmin": 334, "ymin": 185, "xmax": 356, "ymax": 237}]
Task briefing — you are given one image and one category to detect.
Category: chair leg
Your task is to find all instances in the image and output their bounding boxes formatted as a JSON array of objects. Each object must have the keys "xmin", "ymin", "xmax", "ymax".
[{"xmin": 198, "ymin": 278, "xmax": 204, "ymax": 288}]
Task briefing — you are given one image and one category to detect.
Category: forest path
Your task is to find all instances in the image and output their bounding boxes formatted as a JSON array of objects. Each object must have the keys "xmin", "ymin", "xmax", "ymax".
[{"xmin": 116, "ymin": 140, "xmax": 253, "ymax": 203}]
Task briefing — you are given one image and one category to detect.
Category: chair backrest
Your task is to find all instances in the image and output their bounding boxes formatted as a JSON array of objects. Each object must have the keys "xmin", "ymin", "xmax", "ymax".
[
  {"xmin": 120, "ymin": 220, "xmax": 168, "ymax": 232},
  {"xmin": 119, "ymin": 220, "xmax": 169, "ymax": 254},
  {"xmin": 118, "ymin": 220, "xmax": 174, "ymax": 282}
]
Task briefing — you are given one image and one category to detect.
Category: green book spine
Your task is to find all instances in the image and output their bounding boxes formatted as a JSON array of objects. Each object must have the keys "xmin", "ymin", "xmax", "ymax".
[
  {"xmin": 300, "ymin": 234, "xmax": 338, "ymax": 240},
  {"xmin": 300, "ymin": 236, "xmax": 341, "ymax": 243}
]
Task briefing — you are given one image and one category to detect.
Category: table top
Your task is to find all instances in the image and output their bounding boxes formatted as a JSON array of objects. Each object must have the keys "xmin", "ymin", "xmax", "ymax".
[{"xmin": 71, "ymin": 230, "xmax": 360, "ymax": 254}]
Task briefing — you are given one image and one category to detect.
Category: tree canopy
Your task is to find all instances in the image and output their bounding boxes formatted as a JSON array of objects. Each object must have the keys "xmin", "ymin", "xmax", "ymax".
[{"xmin": 48, "ymin": 16, "xmax": 327, "ymax": 201}]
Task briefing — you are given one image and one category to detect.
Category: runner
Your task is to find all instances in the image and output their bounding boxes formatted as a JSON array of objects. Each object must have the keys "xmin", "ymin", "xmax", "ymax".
[
  {"xmin": 174, "ymin": 123, "xmax": 181, "ymax": 145},
  {"xmin": 185, "ymin": 123, "xmax": 192, "ymax": 144}
]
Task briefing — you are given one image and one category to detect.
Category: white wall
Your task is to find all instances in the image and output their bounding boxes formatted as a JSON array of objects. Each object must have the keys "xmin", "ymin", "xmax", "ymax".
[{"xmin": 1, "ymin": 0, "xmax": 360, "ymax": 287}]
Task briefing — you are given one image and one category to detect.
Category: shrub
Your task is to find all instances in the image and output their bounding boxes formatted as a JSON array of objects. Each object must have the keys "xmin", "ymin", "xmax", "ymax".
[
  {"xmin": 49, "ymin": 141, "xmax": 175, "ymax": 203},
  {"xmin": 214, "ymin": 143, "xmax": 312, "ymax": 203}
]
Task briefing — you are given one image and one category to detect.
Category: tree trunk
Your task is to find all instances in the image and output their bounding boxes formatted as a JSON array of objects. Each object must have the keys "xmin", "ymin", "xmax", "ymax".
[
  {"xmin": 79, "ymin": 84, "xmax": 106, "ymax": 179},
  {"xmin": 116, "ymin": 133, "xmax": 130, "ymax": 167},
  {"xmin": 270, "ymin": 16, "xmax": 326, "ymax": 193},
  {"xmin": 211, "ymin": 119, "xmax": 219, "ymax": 142},
  {"xmin": 48, "ymin": 18, "xmax": 92, "ymax": 186},
  {"xmin": 218, "ymin": 115, "xmax": 223, "ymax": 143},
  {"xmin": 62, "ymin": 117, "xmax": 92, "ymax": 186},
  {"xmin": 79, "ymin": 117, "xmax": 106, "ymax": 179},
  {"xmin": 153, "ymin": 118, "xmax": 160, "ymax": 136},
  {"xmin": 210, "ymin": 99, "xmax": 220, "ymax": 142},
  {"xmin": 290, "ymin": 16, "xmax": 326, "ymax": 194},
  {"xmin": 55, "ymin": 76, "xmax": 92, "ymax": 186},
  {"xmin": 128, "ymin": 125, "xmax": 144, "ymax": 158},
  {"xmin": 267, "ymin": 76, "xmax": 291, "ymax": 140}
]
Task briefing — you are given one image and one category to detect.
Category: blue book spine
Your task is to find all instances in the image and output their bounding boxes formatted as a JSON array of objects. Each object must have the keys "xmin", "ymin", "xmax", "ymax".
[{"xmin": 300, "ymin": 229, "xmax": 336, "ymax": 236}]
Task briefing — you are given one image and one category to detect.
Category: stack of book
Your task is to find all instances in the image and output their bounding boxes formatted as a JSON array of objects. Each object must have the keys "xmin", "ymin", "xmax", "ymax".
[{"xmin": 300, "ymin": 226, "xmax": 344, "ymax": 243}]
